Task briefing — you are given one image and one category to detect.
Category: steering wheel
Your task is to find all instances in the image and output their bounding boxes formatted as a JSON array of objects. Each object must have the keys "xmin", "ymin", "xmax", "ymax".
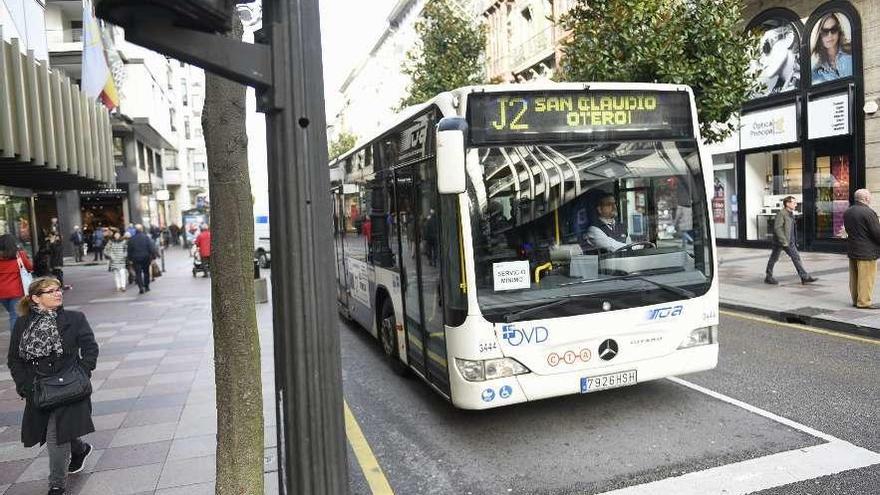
[{"xmin": 614, "ymin": 241, "xmax": 656, "ymax": 253}]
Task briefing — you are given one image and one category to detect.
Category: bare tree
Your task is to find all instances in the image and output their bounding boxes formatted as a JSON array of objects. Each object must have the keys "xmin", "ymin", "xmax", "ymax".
[{"xmin": 201, "ymin": 15, "xmax": 265, "ymax": 494}]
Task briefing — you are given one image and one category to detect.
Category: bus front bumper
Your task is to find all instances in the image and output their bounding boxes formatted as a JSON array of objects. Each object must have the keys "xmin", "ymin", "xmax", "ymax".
[{"xmin": 450, "ymin": 344, "xmax": 718, "ymax": 410}]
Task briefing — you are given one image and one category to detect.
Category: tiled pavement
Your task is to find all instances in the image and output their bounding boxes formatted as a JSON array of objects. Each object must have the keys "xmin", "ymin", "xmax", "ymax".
[
  {"xmin": 0, "ymin": 249, "xmax": 279, "ymax": 494},
  {"xmin": 719, "ymin": 246, "xmax": 880, "ymax": 336}
]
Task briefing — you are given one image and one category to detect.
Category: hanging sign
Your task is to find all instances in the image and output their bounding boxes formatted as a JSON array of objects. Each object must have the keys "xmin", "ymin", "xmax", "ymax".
[
  {"xmin": 740, "ymin": 104, "xmax": 798, "ymax": 150},
  {"xmin": 808, "ymin": 93, "xmax": 850, "ymax": 140}
]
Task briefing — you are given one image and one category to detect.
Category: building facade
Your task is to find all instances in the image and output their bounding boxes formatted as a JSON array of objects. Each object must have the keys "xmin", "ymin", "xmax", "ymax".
[
  {"xmin": 332, "ymin": 0, "xmax": 479, "ymax": 141},
  {"xmin": 482, "ymin": 0, "xmax": 574, "ymax": 82},
  {"xmin": 1, "ymin": 0, "xmax": 113, "ymax": 257},
  {"xmin": 41, "ymin": 0, "xmax": 209, "ymax": 252},
  {"xmin": 706, "ymin": 0, "xmax": 877, "ymax": 253}
]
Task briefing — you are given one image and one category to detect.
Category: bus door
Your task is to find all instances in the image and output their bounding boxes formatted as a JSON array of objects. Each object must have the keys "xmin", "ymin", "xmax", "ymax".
[
  {"xmin": 331, "ymin": 186, "xmax": 349, "ymax": 310},
  {"xmin": 394, "ymin": 164, "xmax": 427, "ymax": 376},
  {"xmin": 416, "ymin": 160, "xmax": 449, "ymax": 393}
]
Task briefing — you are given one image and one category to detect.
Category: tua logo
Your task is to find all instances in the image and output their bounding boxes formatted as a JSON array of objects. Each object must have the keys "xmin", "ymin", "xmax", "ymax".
[
  {"xmin": 502, "ymin": 324, "xmax": 549, "ymax": 346},
  {"xmin": 646, "ymin": 305, "xmax": 684, "ymax": 320}
]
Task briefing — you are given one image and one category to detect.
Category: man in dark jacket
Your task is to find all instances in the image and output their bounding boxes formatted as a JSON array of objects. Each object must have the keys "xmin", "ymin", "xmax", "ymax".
[
  {"xmin": 69, "ymin": 226, "xmax": 84, "ymax": 263},
  {"xmin": 843, "ymin": 189, "xmax": 880, "ymax": 308},
  {"xmin": 765, "ymin": 196, "xmax": 818, "ymax": 285},
  {"xmin": 127, "ymin": 224, "xmax": 156, "ymax": 294}
]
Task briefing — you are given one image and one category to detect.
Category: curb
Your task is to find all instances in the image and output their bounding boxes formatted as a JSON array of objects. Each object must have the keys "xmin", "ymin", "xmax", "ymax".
[{"xmin": 720, "ymin": 302, "xmax": 880, "ymax": 339}]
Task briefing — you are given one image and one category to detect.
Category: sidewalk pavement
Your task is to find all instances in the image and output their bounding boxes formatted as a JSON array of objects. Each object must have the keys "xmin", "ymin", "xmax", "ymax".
[
  {"xmin": 0, "ymin": 248, "xmax": 280, "ymax": 494},
  {"xmin": 719, "ymin": 246, "xmax": 880, "ymax": 337}
]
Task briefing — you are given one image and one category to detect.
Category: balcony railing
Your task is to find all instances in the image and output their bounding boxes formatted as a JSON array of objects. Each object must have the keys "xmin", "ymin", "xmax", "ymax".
[{"xmin": 486, "ymin": 25, "xmax": 556, "ymax": 78}]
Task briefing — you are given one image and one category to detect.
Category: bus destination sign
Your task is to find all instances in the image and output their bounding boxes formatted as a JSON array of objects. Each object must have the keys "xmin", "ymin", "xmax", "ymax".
[{"xmin": 467, "ymin": 90, "xmax": 694, "ymax": 145}]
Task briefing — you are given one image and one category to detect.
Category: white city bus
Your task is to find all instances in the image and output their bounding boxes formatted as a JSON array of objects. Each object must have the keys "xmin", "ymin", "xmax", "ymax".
[{"xmin": 331, "ymin": 83, "xmax": 718, "ymax": 410}]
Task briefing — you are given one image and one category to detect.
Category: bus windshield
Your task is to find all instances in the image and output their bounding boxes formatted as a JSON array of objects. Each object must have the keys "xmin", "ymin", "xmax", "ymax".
[{"xmin": 466, "ymin": 140, "xmax": 712, "ymax": 322}]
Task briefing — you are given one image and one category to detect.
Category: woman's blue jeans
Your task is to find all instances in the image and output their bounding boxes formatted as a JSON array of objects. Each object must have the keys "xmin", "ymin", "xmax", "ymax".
[{"xmin": 0, "ymin": 298, "xmax": 16, "ymax": 330}]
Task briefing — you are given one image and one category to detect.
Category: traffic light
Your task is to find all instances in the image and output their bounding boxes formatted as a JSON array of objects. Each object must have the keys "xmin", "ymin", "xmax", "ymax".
[{"xmin": 94, "ymin": 0, "xmax": 242, "ymax": 33}]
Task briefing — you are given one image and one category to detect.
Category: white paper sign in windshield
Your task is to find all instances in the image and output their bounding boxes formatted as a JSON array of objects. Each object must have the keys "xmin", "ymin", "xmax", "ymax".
[{"xmin": 493, "ymin": 261, "xmax": 531, "ymax": 291}]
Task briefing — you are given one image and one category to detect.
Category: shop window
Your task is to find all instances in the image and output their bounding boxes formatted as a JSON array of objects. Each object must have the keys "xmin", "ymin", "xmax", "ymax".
[
  {"xmin": 0, "ymin": 195, "xmax": 35, "ymax": 257},
  {"xmin": 749, "ymin": 16, "xmax": 801, "ymax": 98},
  {"xmin": 815, "ymin": 153, "xmax": 850, "ymax": 239},
  {"xmin": 744, "ymin": 148, "xmax": 802, "ymax": 241},
  {"xmin": 809, "ymin": 11, "xmax": 853, "ymax": 85},
  {"xmin": 712, "ymin": 153, "xmax": 738, "ymax": 240}
]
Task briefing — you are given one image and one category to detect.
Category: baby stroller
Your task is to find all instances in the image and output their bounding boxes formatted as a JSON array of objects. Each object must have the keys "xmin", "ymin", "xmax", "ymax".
[{"xmin": 191, "ymin": 245, "xmax": 209, "ymax": 277}]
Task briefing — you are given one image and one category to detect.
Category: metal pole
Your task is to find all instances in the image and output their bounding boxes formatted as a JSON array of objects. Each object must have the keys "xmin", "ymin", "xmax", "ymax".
[{"xmin": 263, "ymin": 1, "xmax": 348, "ymax": 493}]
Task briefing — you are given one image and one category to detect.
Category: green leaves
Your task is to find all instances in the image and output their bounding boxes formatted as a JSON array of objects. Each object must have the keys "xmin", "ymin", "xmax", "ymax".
[
  {"xmin": 400, "ymin": 0, "xmax": 486, "ymax": 108},
  {"xmin": 559, "ymin": 0, "xmax": 759, "ymax": 143},
  {"xmin": 328, "ymin": 132, "xmax": 358, "ymax": 160}
]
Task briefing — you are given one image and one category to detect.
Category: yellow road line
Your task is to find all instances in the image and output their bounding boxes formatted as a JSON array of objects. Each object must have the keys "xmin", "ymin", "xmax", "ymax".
[
  {"xmin": 344, "ymin": 401, "xmax": 394, "ymax": 494},
  {"xmin": 720, "ymin": 309, "xmax": 880, "ymax": 346}
]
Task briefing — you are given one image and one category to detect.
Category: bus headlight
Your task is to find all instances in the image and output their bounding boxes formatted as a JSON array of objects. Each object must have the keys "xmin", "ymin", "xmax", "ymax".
[
  {"xmin": 455, "ymin": 357, "xmax": 530, "ymax": 382},
  {"xmin": 678, "ymin": 326, "xmax": 716, "ymax": 349}
]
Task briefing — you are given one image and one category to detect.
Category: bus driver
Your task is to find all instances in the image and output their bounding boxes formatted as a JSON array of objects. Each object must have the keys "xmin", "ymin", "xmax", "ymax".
[{"xmin": 586, "ymin": 192, "xmax": 631, "ymax": 252}]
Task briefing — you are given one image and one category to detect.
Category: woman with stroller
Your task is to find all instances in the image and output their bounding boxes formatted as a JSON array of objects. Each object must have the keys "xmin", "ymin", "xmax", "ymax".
[
  {"xmin": 0, "ymin": 234, "xmax": 32, "ymax": 330},
  {"xmin": 103, "ymin": 231, "xmax": 129, "ymax": 292}
]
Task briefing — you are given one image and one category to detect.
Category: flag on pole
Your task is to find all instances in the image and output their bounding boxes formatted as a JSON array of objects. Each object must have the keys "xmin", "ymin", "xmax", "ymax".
[{"xmin": 81, "ymin": 0, "xmax": 119, "ymax": 110}]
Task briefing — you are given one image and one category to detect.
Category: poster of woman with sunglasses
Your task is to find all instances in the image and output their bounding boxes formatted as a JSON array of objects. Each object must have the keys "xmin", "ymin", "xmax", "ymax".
[
  {"xmin": 810, "ymin": 11, "xmax": 853, "ymax": 84},
  {"xmin": 752, "ymin": 23, "xmax": 800, "ymax": 98}
]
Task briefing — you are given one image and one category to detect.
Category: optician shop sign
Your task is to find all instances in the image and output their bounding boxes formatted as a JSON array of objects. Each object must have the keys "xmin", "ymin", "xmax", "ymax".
[
  {"xmin": 808, "ymin": 93, "xmax": 850, "ymax": 140},
  {"xmin": 740, "ymin": 104, "xmax": 798, "ymax": 150}
]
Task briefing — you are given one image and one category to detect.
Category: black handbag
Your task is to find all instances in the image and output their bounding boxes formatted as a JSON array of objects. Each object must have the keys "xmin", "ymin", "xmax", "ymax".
[{"xmin": 32, "ymin": 362, "xmax": 92, "ymax": 410}]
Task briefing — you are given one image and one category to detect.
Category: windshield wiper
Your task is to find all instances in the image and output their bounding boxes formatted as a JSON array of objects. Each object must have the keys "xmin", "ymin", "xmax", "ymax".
[
  {"xmin": 560, "ymin": 269, "xmax": 695, "ymax": 299},
  {"xmin": 502, "ymin": 294, "xmax": 586, "ymax": 322}
]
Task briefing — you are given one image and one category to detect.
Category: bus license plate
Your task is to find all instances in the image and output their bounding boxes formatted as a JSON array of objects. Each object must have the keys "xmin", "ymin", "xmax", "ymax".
[{"xmin": 580, "ymin": 370, "xmax": 637, "ymax": 393}]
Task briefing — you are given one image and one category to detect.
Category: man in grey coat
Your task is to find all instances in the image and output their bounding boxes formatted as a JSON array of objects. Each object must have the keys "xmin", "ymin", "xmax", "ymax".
[{"xmin": 765, "ymin": 196, "xmax": 818, "ymax": 285}]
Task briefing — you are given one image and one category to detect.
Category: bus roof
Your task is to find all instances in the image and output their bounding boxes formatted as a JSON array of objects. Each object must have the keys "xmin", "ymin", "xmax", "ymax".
[{"xmin": 329, "ymin": 82, "xmax": 696, "ymax": 166}]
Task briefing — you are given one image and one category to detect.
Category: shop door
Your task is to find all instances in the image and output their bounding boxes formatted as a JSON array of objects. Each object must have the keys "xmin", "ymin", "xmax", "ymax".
[{"xmin": 812, "ymin": 140, "xmax": 852, "ymax": 243}]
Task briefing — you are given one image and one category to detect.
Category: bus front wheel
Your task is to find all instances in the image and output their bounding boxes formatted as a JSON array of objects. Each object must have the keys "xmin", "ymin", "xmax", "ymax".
[{"xmin": 379, "ymin": 299, "xmax": 408, "ymax": 376}]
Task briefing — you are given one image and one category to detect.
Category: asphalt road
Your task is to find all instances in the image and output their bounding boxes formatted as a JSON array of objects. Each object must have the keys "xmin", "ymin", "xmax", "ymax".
[{"xmin": 342, "ymin": 312, "xmax": 880, "ymax": 495}]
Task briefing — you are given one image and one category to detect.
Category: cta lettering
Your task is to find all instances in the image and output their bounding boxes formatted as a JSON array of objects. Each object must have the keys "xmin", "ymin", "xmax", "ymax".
[
  {"xmin": 502, "ymin": 324, "xmax": 549, "ymax": 346},
  {"xmin": 646, "ymin": 305, "xmax": 683, "ymax": 320}
]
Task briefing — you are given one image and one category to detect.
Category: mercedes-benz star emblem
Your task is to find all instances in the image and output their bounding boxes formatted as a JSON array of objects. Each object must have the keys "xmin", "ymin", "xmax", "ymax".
[{"xmin": 598, "ymin": 339, "xmax": 618, "ymax": 361}]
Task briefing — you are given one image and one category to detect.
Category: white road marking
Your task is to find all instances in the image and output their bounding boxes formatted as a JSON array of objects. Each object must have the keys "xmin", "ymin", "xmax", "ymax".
[{"xmin": 598, "ymin": 377, "xmax": 880, "ymax": 495}]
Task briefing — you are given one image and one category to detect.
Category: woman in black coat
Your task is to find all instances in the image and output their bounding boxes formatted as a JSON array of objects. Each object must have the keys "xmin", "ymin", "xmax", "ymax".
[{"xmin": 7, "ymin": 277, "xmax": 98, "ymax": 495}]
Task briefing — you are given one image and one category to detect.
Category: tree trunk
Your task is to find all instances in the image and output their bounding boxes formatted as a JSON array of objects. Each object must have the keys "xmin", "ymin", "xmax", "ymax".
[{"xmin": 201, "ymin": 16, "xmax": 264, "ymax": 495}]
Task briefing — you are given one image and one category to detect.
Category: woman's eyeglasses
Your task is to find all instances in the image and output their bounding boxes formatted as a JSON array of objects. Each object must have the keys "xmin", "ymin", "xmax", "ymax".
[
  {"xmin": 36, "ymin": 288, "xmax": 63, "ymax": 296},
  {"xmin": 820, "ymin": 24, "xmax": 840, "ymax": 37}
]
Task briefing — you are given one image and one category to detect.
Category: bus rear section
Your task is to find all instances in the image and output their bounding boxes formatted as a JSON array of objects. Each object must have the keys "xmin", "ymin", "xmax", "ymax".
[{"xmin": 446, "ymin": 84, "xmax": 719, "ymax": 409}]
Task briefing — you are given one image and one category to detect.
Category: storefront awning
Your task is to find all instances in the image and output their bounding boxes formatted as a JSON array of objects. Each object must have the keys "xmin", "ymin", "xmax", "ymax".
[{"xmin": 0, "ymin": 30, "xmax": 114, "ymax": 191}]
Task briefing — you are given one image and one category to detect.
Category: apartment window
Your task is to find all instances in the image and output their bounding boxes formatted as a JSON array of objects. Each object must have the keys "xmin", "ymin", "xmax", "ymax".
[
  {"xmin": 170, "ymin": 108, "xmax": 177, "ymax": 132},
  {"xmin": 70, "ymin": 21, "xmax": 83, "ymax": 43},
  {"xmin": 156, "ymin": 154, "xmax": 163, "ymax": 178},
  {"xmin": 137, "ymin": 142, "xmax": 146, "ymax": 170},
  {"xmin": 184, "ymin": 119, "xmax": 191, "ymax": 140},
  {"xmin": 147, "ymin": 149, "xmax": 155, "ymax": 175},
  {"xmin": 194, "ymin": 126, "xmax": 203, "ymax": 138},
  {"xmin": 181, "ymin": 79, "xmax": 189, "ymax": 106},
  {"xmin": 113, "ymin": 137, "xmax": 124, "ymax": 167}
]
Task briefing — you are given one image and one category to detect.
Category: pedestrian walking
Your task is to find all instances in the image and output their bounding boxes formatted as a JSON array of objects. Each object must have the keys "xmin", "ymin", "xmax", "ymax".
[
  {"xmin": 7, "ymin": 277, "xmax": 98, "ymax": 494},
  {"xmin": 68, "ymin": 227, "xmax": 84, "ymax": 263},
  {"xmin": 169, "ymin": 223, "xmax": 180, "ymax": 246},
  {"xmin": 0, "ymin": 234, "xmax": 33, "ymax": 330},
  {"xmin": 103, "ymin": 232, "xmax": 129, "ymax": 292},
  {"xmin": 843, "ymin": 189, "xmax": 880, "ymax": 309},
  {"xmin": 91, "ymin": 227, "xmax": 104, "ymax": 262},
  {"xmin": 127, "ymin": 224, "xmax": 157, "ymax": 294},
  {"xmin": 764, "ymin": 196, "xmax": 818, "ymax": 285},
  {"xmin": 194, "ymin": 224, "xmax": 212, "ymax": 277}
]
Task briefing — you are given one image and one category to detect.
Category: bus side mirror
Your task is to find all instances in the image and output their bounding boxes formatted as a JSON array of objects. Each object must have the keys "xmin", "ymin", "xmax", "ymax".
[{"xmin": 436, "ymin": 117, "xmax": 468, "ymax": 195}]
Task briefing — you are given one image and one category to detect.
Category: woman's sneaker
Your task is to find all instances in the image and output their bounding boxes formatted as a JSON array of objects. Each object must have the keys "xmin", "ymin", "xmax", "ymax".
[
  {"xmin": 48, "ymin": 487, "xmax": 65, "ymax": 494},
  {"xmin": 68, "ymin": 442, "xmax": 92, "ymax": 474}
]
